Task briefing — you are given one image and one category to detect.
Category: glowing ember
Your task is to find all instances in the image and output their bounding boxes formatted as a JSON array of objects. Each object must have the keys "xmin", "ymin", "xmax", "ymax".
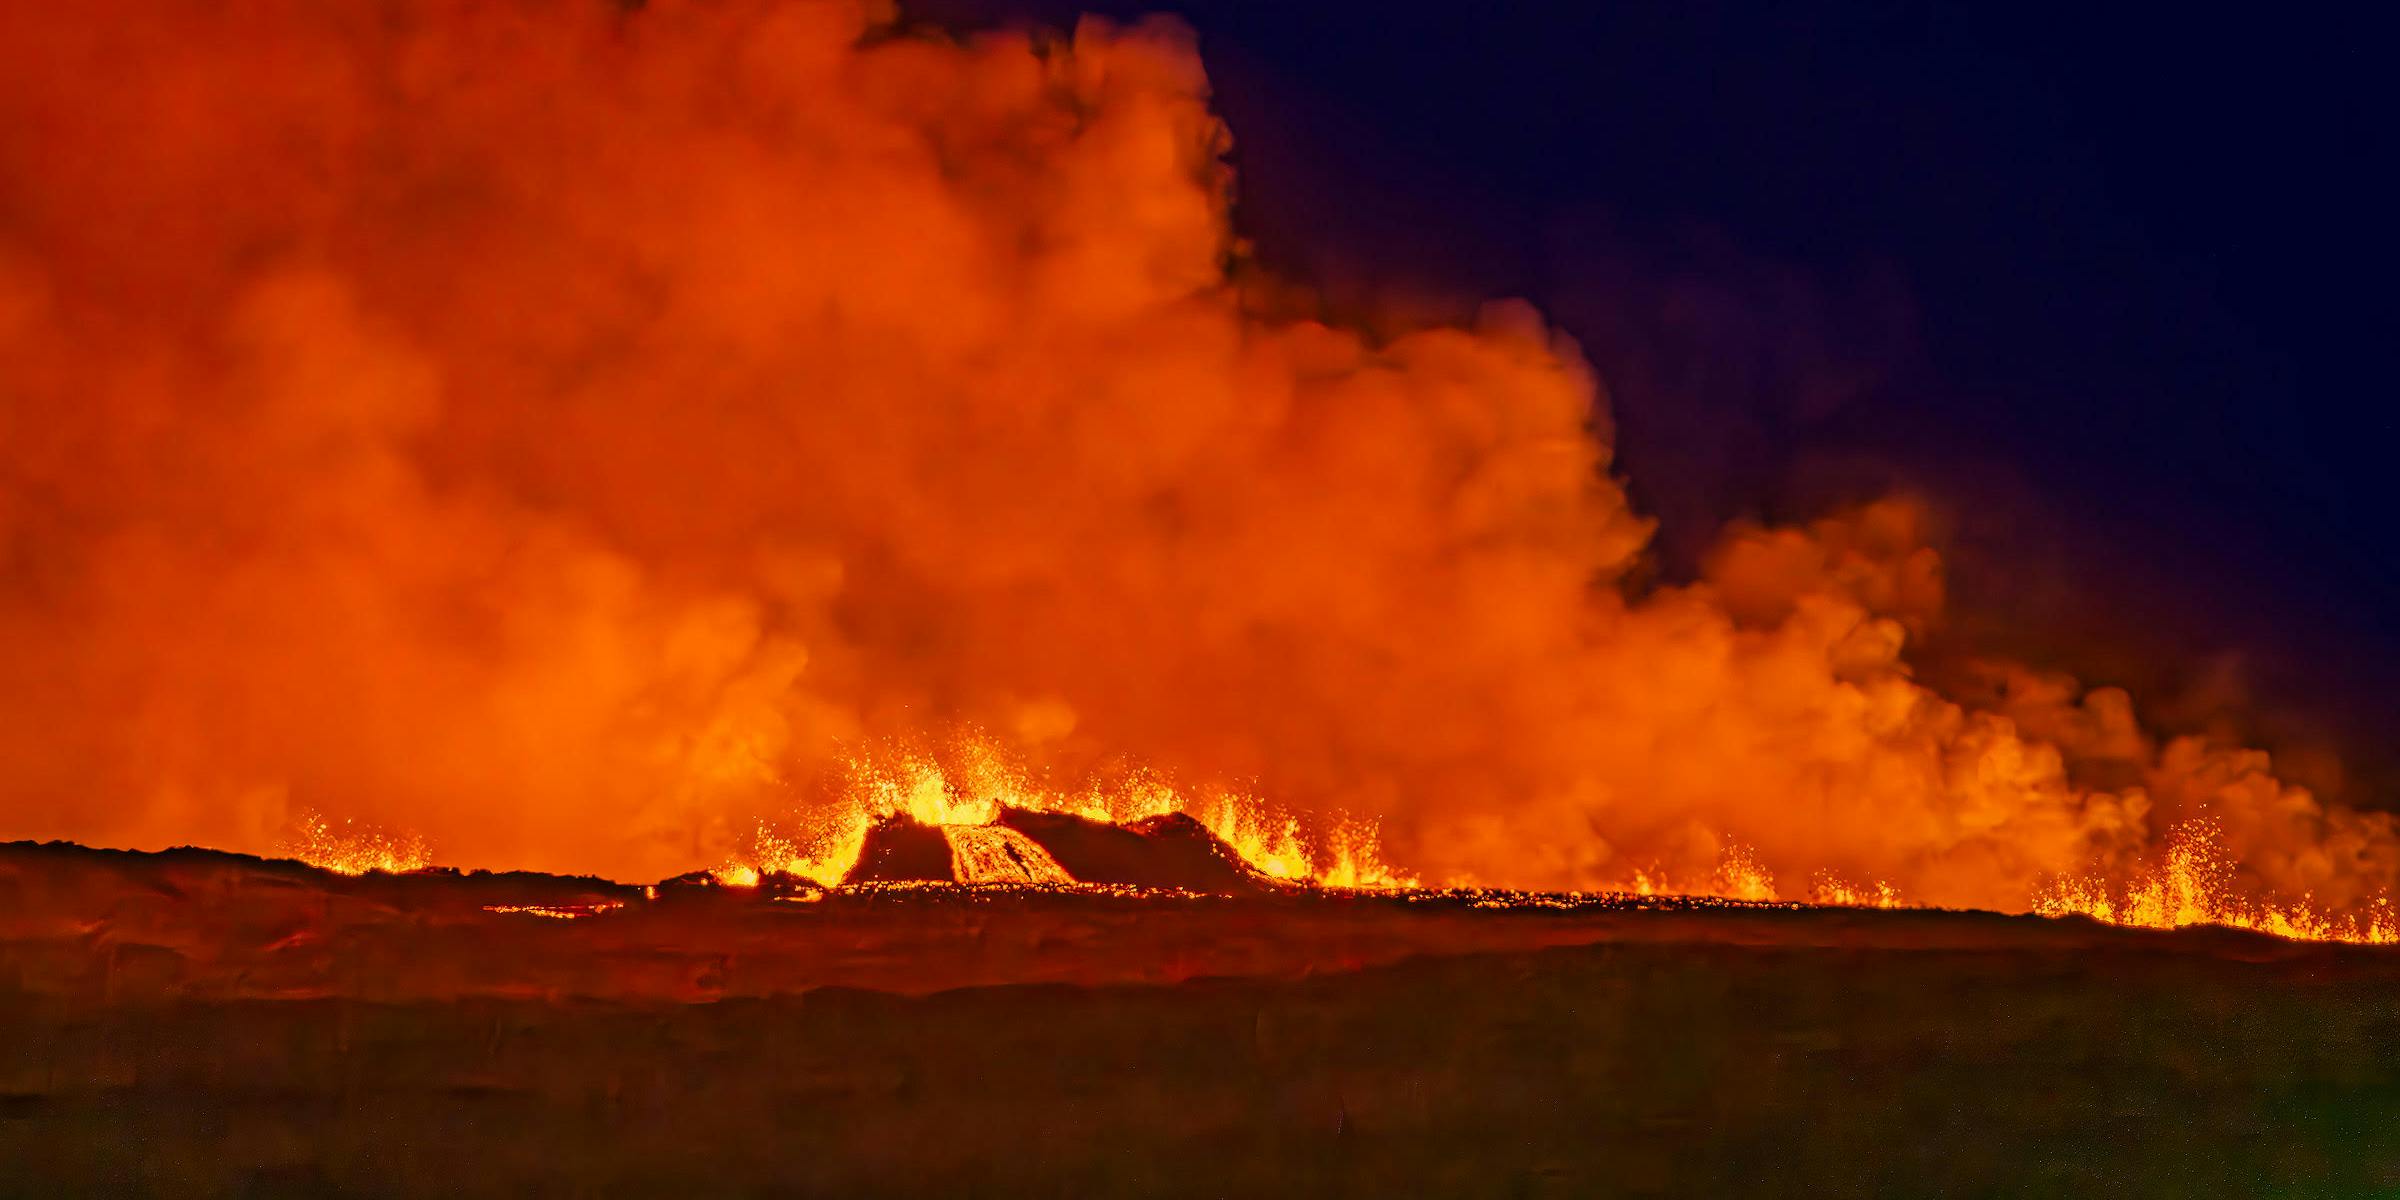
[
  {"xmin": 1615, "ymin": 845, "xmax": 1789, "ymax": 904},
  {"xmin": 2035, "ymin": 820, "xmax": 2400, "ymax": 945},
  {"xmin": 479, "ymin": 903, "xmax": 624, "ymax": 920},
  {"xmin": 716, "ymin": 737, "xmax": 1417, "ymax": 890},
  {"xmin": 942, "ymin": 825, "xmax": 1073, "ymax": 885},
  {"xmin": 267, "ymin": 751, "xmax": 2398, "ymax": 947},
  {"xmin": 1808, "ymin": 873, "xmax": 1905, "ymax": 909},
  {"xmin": 1712, "ymin": 844, "xmax": 1779, "ymax": 902},
  {"xmin": 278, "ymin": 811, "xmax": 430, "ymax": 876},
  {"xmin": 1314, "ymin": 819, "xmax": 1418, "ymax": 890}
]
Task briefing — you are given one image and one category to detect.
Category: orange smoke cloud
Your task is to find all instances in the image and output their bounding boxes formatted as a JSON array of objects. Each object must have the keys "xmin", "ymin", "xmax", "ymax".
[{"xmin": 0, "ymin": 0, "xmax": 2389, "ymax": 913}]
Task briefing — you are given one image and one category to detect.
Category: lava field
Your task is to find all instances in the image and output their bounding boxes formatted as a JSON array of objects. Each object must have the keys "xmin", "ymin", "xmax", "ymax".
[{"xmin": 4, "ymin": 838, "xmax": 2397, "ymax": 1196}]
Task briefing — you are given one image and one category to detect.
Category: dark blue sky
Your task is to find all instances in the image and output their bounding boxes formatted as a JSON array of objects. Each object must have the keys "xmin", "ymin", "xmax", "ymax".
[{"xmin": 925, "ymin": 1, "xmax": 2399, "ymax": 802}]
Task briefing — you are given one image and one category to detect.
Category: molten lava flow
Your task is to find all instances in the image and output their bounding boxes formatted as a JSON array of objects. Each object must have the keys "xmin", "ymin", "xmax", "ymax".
[
  {"xmin": 942, "ymin": 824, "xmax": 1073, "ymax": 885},
  {"xmin": 0, "ymin": 1, "xmax": 2394, "ymax": 935},
  {"xmin": 480, "ymin": 902, "xmax": 625, "ymax": 920},
  {"xmin": 714, "ymin": 737, "xmax": 1413, "ymax": 890},
  {"xmin": 271, "ymin": 739, "xmax": 2400, "ymax": 945}
]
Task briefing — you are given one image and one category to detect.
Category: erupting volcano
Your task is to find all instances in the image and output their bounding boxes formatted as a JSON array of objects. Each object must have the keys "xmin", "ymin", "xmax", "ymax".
[
  {"xmin": 4, "ymin": 0, "xmax": 2397, "ymax": 1193},
  {"xmin": 4, "ymin": 0, "xmax": 2394, "ymax": 935}
]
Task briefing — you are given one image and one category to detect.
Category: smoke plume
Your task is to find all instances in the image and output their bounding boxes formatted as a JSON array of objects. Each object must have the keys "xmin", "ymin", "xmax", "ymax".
[{"xmin": 0, "ymin": 0, "xmax": 2389, "ymax": 910}]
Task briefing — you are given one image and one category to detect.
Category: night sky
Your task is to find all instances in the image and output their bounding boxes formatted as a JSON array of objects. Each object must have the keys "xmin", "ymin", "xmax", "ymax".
[{"xmin": 924, "ymin": 0, "xmax": 2397, "ymax": 804}]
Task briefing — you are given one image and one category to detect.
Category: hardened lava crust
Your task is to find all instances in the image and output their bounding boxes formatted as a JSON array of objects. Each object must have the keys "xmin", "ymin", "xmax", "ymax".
[
  {"xmin": 3, "ymin": 837, "xmax": 2387, "ymax": 1005},
  {"xmin": 4, "ymin": 839, "xmax": 2398, "ymax": 1197}
]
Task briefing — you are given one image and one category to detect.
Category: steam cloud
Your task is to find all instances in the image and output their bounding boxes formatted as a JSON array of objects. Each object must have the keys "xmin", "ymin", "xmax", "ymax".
[{"xmin": 0, "ymin": 0, "xmax": 2390, "ymax": 909}]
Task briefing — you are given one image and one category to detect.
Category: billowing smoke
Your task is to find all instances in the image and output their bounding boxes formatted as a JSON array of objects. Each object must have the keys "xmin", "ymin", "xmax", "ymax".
[{"xmin": 0, "ymin": 0, "xmax": 2389, "ymax": 910}]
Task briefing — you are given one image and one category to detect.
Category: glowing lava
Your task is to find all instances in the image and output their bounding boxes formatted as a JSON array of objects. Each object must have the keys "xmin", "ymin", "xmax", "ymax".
[
  {"xmin": 2035, "ymin": 819, "xmax": 2400, "ymax": 945},
  {"xmin": 6, "ymin": 0, "xmax": 2393, "ymax": 948},
  {"xmin": 266, "ymin": 759, "xmax": 2400, "ymax": 947},
  {"xmin": 711, "ymin": 738, "xmax": 1415, "ymax": 891},
  {"xmin": 277, "ymin": 811, "xmax": 431, "ymax": 876}
]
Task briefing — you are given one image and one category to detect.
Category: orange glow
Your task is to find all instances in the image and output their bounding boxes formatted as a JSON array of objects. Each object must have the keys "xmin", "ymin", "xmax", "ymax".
[
  {"xmin": 480, "ymin": 902, "xmax": 624, "ymax": 920},
  {"xmin": 278, "ymin": 745, "xmax": 2400, "ymax": 945},
  {"xmin": 1808, "ymin": 872, "xmax": 1905, "ymax": 909},
  {"xmin": 943, "ymin": 824, "xmax": 1074, "ymax": 885},
  {"xmin": 2035, "ymin": 820, "xmax": 2400, "ymax": 945},
  {"xmin": 1711, "ymin": 844, "xmax": 1779, "ymax": 902},
  {"xmin": 277, "ymin": 811, "xmax": 430, "ymax": 876},
  {"xmin": 715, "ymin": 736, "xmax": 1415, "ymax": 889},
  {"xmin": 1314, "ymin": 819, "xmax": 1417, "ymax": 890},
  {"xmin": 0, "ymin": 0, "xmax": 2391, "ymax": 940}
]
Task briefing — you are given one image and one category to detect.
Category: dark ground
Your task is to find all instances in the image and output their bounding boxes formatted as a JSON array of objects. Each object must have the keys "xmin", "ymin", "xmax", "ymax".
[{"xmin": 3, "ymin": 843, "xmax": 2397, "ymax": 1196}]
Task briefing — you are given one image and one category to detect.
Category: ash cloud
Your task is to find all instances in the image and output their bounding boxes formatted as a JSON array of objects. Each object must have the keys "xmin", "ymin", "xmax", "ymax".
[{"xmin": 0, "ymin": 0, "xmax": 2388, "ymax": 909}]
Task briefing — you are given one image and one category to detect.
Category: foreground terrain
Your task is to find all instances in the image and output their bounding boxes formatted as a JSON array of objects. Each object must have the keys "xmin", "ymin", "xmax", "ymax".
[{"xmin": 2, "ymin": 841, "xmax": 2396, "ymax": 1196}]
